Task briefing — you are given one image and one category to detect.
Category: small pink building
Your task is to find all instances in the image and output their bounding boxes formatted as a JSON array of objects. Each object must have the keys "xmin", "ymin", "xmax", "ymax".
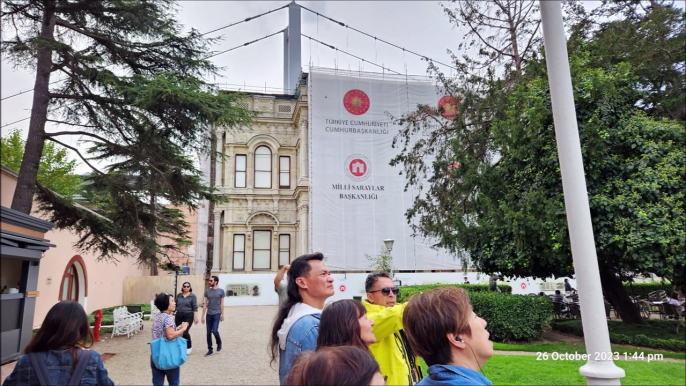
[{"xmin": 1, "ymin": 166, "xmax": 147, "ymax": 327}]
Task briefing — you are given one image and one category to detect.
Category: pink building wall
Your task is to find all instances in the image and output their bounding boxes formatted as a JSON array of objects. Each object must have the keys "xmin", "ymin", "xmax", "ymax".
[{"xmin": 1, "ymin": 168, "xmax": 147, "ymax": 327}]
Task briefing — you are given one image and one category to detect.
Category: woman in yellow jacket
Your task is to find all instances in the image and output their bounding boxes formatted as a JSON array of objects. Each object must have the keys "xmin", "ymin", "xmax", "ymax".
[{"xmin": 363, "ymin": 273, "xmax": 423, "ymax": 385}]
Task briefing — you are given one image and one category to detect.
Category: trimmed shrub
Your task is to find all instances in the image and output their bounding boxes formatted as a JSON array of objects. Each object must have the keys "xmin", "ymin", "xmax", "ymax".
[
  {"xmin": 469, "ymin": 292, "xmax": 552, "ymax": 342},
  {"xmin": 550, "ymin": 319, "xmax": 685, "ymax": 352},
  {"xmin": 90, "ymin": 303, "xmax": 151, "ymax": 316},
  {"xmin": 402, "ymin": 285, "xmax": 550, "ymax": 342},
  {"xmin": 398, "ymin": 283, "xmax": 512, "ymax": 303},
  {"xmin": 623, "ymin": 282, "xmax": 673, "ymax": 299}
]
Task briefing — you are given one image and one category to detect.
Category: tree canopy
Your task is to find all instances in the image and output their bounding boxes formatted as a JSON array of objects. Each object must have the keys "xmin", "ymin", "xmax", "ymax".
[
  {"xmin": 1, "ymin": 0, "xmax": 254, "ymax": 268},
  {"xmin": 1, "ymin": 128, "xmax": 82, "ymax": 197},
  {"xmin": 392, "ymin": 0, "xmax": 685, "ymax": 323}
]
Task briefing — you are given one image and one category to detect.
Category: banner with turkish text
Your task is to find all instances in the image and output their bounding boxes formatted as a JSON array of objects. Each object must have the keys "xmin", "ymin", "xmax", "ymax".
[{"xmin": 309, "ymin": 68, "xmax": 463, "ymax": 271}]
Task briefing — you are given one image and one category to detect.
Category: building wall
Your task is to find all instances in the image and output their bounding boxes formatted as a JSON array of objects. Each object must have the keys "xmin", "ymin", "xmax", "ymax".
[
  {"xmin": 1, "ymin": 168, "xmax": 146, "ymax": 327},
  {"xmin": 213, "ymin": 80, "xmax": 309, "ymax": 273}
]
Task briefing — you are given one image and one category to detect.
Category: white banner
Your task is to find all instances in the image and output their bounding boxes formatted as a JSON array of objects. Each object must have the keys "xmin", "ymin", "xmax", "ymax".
[{"xmin": 309, "ymin": 68, "xmax": 463, "ymax": 270}]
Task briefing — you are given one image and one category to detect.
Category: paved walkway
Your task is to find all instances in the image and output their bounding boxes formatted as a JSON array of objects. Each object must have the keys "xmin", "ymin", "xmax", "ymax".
[{"xmin": 96, "ymin": 306, "xmax": 280, "ymax": 385}]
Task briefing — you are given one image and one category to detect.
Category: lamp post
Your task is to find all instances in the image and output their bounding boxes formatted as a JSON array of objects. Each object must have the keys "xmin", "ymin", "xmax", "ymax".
[
  {"xmin": 539, "ymin": 1, "xmax": 625, "ymax": 384},
  {"xmin": 383, "ymin": 239, "xmax": 394, "ymax": 277}
]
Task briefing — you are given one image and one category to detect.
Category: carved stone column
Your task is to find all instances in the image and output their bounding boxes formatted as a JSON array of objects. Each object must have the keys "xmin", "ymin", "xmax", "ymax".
[{"xmin": 211, "ymin": 210, "xmax": 221, "ymax": 272}]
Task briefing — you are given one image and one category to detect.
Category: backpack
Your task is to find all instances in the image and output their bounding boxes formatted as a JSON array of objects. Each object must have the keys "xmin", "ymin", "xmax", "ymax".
[{"xmin": 28, "ymin": 349, "xmax": 94, "ymax": 386}]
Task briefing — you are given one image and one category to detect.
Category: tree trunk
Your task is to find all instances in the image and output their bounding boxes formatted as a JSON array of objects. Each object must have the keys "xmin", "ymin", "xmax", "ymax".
[
  {"xmin": 148, "ymin": 187, "xmax": 159, "ymax": 276},
  {"xmin": 11, "ymin": 2, "xmax": 56, "ymax": 214},
  {"xmin": 599, "ymin": 268, "xmax": 645, "ymax": 325}
]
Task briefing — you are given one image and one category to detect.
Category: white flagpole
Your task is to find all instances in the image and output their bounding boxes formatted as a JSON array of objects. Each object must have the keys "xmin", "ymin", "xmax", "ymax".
[{"xmin": 539, "ymin": 1, "xmax": 625, "ymax": 384}]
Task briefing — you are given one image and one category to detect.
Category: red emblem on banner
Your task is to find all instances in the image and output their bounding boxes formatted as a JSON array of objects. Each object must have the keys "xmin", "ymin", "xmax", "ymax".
[
  {"xmin": 438, "ymin": 95, "xmax": 459, "ymax": 120},
  {"xmin": 340, "ymin": 285, "xmax": 346, "ymax": 292},
  {"xmin": 520, "ymin": 283, "xmax": 527, "ymax": 289},
  {"xmin": 349, "ymin": 159, "xmax": 367, "ymax": 177},
  {"xmin": 345, "ymin": 154, "xmax": 371, "ymax": 181},
  {"xmin": 343, "ymin": 89, "xmax": 370, "ymax": 115}
]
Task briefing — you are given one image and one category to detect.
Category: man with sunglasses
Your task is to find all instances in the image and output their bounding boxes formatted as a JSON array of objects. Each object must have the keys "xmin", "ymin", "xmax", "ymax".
[{"xmin": 363, "ymin": 273, "xmax": 423, "ymax": 385}]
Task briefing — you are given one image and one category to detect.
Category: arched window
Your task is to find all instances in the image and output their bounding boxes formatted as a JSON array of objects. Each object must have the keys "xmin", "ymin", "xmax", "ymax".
[
  {"xmin": 254, "ymin": 146, "xmax": 272, "ymax": 188},
  {"xmin": 61, "ymin": 264, "xmax": 79, "ymax": 301}
]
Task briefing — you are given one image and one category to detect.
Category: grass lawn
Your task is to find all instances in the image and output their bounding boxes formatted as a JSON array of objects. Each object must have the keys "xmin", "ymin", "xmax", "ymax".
[
  {"xmin": 492, "ymin": 341, "xmax": 685, "ymax": 360},
  {"xmin": 420, "ymin": 356, "xmax": 685, "ymax": 385}
]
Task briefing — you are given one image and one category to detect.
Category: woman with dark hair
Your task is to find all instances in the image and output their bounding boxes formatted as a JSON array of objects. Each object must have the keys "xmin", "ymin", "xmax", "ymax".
[
  {"xmin": 3, "ymin": 301, "xmax": 113, "ymax": 385},
  {"xmin": 151, "ymin": 293, "xmax": 188, "ymax": 386},
  {"xmin": 175, "ymin": 281, "xmax": 199, "ymax": 354},
  {"xmin": 317, "ymin": 299, "xmax": 375, "ymax": 350},
  {"xmin": 285, "ymin": 346, "xmax": 385, "ymax": 386}
]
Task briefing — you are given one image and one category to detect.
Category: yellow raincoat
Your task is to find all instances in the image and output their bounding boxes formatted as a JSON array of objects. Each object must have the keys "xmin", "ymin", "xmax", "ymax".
[{"xmin": 363, "ymin": 300, "xmax": 423, "ymax": 385}]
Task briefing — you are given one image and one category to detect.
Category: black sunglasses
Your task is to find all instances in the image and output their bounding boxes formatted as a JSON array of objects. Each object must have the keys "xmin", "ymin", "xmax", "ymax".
[
  {"xmin": 368, "ymin": 286, "xmax": 400, "ymax": 296},
  {"xmin": 182, "ymin": 285, "xmax": 190, "ymax": 288}
]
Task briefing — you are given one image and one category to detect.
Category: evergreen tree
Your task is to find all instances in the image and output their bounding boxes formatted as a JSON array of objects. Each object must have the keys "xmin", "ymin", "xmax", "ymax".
[{"xmin": 1, "ymin": 0, "xmax": 254, "ymax": 266}]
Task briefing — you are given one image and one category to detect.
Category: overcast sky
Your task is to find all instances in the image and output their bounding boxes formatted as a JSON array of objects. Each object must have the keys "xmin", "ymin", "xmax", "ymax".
[{"xmin": 2, "ymin": 1, "xmax": 466, "ymax": 172}]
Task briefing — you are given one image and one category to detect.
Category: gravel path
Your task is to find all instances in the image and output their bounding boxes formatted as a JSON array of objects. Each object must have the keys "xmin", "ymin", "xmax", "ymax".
[{"xmin": 94, "ymin": 306, "xmax": 280, "ymax": 385}]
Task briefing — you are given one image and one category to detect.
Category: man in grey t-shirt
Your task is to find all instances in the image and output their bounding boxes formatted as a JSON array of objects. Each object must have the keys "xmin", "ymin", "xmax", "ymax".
[
  {"xmin": 201, "ymin": 275, "xmax": 225, "ymax": 356},
  {"xmin": 274, "ymin": 264, "xmax": 290, "ymax": 306}
]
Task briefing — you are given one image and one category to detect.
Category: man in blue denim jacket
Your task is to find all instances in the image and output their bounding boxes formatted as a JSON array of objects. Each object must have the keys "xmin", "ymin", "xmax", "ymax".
[{"xmin": 269, "ymin": 252, "xmax": 334, "ymax": 384}]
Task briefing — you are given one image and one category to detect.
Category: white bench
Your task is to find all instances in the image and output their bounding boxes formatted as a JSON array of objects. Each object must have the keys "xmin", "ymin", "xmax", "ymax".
[{"xmin": 111, "ymin": 307, "xmax": 143, "ymax": 338}]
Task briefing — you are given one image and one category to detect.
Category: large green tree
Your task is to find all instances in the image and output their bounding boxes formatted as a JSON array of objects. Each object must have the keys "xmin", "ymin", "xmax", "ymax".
[
  {"xmin": 1, "ymin": 0, "xmax": 253, "ymax": 266},
  {"xmin": 1, "ymin": 128, "xmax": 82, "ymax": 197},
  {"xmin": 394, "ymin": 54, "xmax": 684, "ymax": 324},
  {"xmin": 568, "ymin": 0, "xmax": 686, "ymax": 121},
  {"xmin": 391, "ymin": 0, "xmax": 685, "ymax": 323}
]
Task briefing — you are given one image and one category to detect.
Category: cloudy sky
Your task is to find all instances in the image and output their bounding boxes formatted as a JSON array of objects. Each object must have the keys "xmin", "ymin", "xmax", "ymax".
[
  {"xmin": 1, "ymin": 2, "xmax": 460, "ymax": 137},
  {"xmin": 0, "ymin": 1, "xmax": 539, "ymax": 172}
]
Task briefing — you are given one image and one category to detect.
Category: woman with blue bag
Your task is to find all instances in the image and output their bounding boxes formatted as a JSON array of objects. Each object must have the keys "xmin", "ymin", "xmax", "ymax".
[{"xmin": 151, "ymin": 293, "xmax": 188, "ymax": 386}]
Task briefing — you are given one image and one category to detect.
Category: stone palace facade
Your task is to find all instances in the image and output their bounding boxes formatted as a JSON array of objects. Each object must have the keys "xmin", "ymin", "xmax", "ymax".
[{"xmin": 210, "ymin": 75, "xmax": 309, "ymax": 273}]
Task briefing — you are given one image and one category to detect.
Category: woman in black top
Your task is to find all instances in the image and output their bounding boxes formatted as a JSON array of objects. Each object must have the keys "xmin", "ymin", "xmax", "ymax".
[{"xmin": 175, "ymin": 282, "xmax": 199, "ymax": 354}]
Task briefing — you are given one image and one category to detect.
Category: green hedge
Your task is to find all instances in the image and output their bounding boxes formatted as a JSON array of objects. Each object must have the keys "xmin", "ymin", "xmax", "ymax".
[
  {"xmin": 398, "ymin": 283, "xmax": 512, "ymax": 303},
  {"xmin": 90, "ymin": 303, "xmax": 151, "ymax": 317},
  {"xmin": 401, "ymin": 285, "xmax": 550, "ymax": 342},
  {"xmin": 469, "ymin": 292, "xmax": 552, "ymax": 342},
  {"xmin": 551, "ymin": 319, "xmax": 685, "ymax": 352},
  {"xmin": 623, "ymin": 282, "xmax": 673, "ymax": 300}
]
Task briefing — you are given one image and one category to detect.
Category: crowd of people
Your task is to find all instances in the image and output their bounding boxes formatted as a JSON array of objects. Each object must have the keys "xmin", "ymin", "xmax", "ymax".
[
  {"xmin": 270, "ymin": 252, "xmax": 494, "ymax": 386},
  {"xmin": 4, "ymin": 252, "xmax": 498, "ymax": 386}
]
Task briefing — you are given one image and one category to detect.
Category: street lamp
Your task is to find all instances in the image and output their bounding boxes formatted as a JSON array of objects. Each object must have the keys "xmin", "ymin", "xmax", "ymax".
[
  {"xmin": 383, "ymin": 239, "xmax": 394, "ymax": 252},
  {"xmin": 383, "ymin": 239, "xmax": 394, "ymax": 277}
]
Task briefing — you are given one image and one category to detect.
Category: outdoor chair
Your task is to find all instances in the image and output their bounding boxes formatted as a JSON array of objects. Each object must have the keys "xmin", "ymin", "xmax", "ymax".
[
  {"xmin": 648, "ymin": 290, "xmax": 667, "ymax": 302},
  {"xmin": 569, "ymin": 303, "xmax": 581, "ymax": 319},
  {"xmin": 553, "ymin": 302, "xmax": 569, "ymax": 319},
  {"xmin": 636, "ymin": 301, "xmax": 651, "ymax": 319},
  {"xmin": 662, "ymin": 303, "xmax": 679, "ymax": 320},
  {"xmin": 111, "ymin": 307, "xmax": 143, "ymax": 338}
]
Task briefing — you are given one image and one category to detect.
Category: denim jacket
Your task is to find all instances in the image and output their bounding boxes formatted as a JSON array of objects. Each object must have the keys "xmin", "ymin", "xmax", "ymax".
[
  {"xmin": 3, "ymin": 349, "xmax": 114, "ymax": 386},
  {"xmin": 278, "ymin": 313, "xmax": 320, "ymax": 384},
  {"xmin": 417, "ymin": 364, "xmax": 492, "ymax": 386}
]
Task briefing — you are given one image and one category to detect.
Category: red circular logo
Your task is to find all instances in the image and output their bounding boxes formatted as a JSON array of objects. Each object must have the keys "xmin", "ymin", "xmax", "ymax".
[
  {"xmin": 343, "ymin": 89, "xmax": 370, "ymax": 115},
  {"xmin": 520, "ymin": 283, "xmax": 527, "ymax": 289},
  {"xmin": 339, "ymin": 285, "xmax": 346, "ymax": 292},
  {"xmin": 345, "ymin": 154, "xmax": 371, "ymax": 181},
  {"xmin": 438, "ymin": 95, "xmax": 459, "ymax": 120},
  {"xmin": 349, "ymin": 159, "xmax": 367, "ymax": 177}
]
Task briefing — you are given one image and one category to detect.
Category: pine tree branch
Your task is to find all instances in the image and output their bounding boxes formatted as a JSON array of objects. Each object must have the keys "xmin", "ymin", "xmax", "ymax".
[
  {"xmin": 45, "ymin": 137, "xmax": 104, "ymax": 175},
  {"xmin": 46, "ymin": 120, "xmax": 98, "ymax": 128}
]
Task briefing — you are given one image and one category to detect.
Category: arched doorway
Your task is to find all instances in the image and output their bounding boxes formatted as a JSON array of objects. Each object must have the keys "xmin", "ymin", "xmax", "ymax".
[{"xmin": 58, "ymin": 256, "xmax": 88, "ymax": 309}]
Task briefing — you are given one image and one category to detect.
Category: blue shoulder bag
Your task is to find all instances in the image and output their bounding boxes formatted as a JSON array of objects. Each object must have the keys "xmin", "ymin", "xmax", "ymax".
[{"xmin": 150, "ymin": 313, "xmax": 187, "ymax": 370}]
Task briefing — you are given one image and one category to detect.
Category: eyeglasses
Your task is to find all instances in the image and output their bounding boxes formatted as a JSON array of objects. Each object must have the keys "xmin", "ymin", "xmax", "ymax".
[
  {"xmin": 368, "ymin": 286, "xmax": 400, "ymax": 296},
  {"xmin": 182, "ymin": 285, "xmax": 190, "ymax": 288}
]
